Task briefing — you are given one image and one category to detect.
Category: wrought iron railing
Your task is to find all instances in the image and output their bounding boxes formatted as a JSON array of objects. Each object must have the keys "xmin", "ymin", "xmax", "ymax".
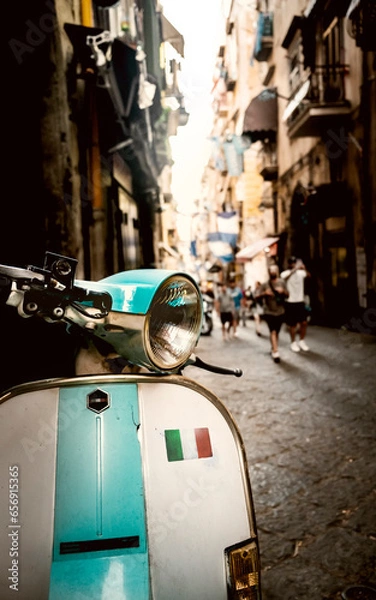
[
  {"xmin": 306, "ymin": 64, "xmax": 349, "ymax": 105},
  {"xmin": 285, "ymin": 64, "xmax": 350, "ymax": 125}
]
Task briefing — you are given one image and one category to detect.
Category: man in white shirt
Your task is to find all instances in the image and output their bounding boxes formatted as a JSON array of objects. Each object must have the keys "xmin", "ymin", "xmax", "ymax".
[{"xmin": 280, "ymin": 257, "xmax": 310, "ymax": 352}]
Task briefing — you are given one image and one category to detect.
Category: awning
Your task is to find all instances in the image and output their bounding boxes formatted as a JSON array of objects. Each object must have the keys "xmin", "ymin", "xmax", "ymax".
[
  {"xmin": 242, "ymin": 88, "xmax": 278, "ymax": 143},
  {"xmin": 207, "ymin": 262, "xmax": 223, "ymax": 273},
  {"xmin": 235, "ymin": 236, "xmax": 279, "ymax": 262},
  {"xmin": 161, "ymin": 14, "xmax": 185, "ymax": 57}
]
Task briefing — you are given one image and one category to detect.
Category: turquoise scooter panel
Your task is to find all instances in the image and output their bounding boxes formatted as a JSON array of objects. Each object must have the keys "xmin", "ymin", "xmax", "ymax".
[
  {"xmin": 77, "ymin": 269, "xmax": 185, "ymax": 314},
  {"xmin": 49, "ymin": 383, "xmax": 149, "ymax": 599}
]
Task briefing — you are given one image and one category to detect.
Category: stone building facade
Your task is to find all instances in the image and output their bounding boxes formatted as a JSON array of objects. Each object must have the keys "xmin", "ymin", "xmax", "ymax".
[
  {"xmin": 3, "ymin": 0, "xmax": 185, "ymax": 279},
  {"xmin": 1, "ymin": 0, "xmax": 186, "ymax": 390},
  {"xmin": 205, "ymin": 0, "xmax": 376, "ymax": 328}
]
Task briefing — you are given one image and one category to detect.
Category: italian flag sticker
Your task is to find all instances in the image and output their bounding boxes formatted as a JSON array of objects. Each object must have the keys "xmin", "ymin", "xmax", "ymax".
[{"xmin": 165, "ymin": 428, "xmax": 213, "ymax": 462}]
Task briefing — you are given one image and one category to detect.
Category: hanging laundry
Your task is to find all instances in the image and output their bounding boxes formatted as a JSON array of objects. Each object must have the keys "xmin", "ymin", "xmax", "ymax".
[{"xmin": 216, "ymin": 210, "xmax": 239, "ymax": 248}]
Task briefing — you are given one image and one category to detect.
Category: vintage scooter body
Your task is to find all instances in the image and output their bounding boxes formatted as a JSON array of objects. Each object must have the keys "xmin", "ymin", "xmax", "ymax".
[{"xmin": 0, "ymin": 253, "xmax": 261, "ymax": 600}]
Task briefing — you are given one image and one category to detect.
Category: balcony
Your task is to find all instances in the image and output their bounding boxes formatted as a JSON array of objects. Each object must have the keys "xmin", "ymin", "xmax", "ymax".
[
  {"xmin": 258, "ymin": 142, "xmax": 278, "ymax": 181},
  {"xmin": 283, "ymin": 65, "xmax": 352, "ymax": 138},
  {"xmin": 253, "ymin": 13, "xmax": 273, "ymax": 62}
]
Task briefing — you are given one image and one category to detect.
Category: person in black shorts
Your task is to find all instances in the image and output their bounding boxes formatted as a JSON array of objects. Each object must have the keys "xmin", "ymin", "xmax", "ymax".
[
  {"xmin": 215, "ymin": 283, "xmax": 235, "ymax": 341},
  {"xmin": 255, "ymin": 265, "xmax": 289, "ymax": 363},
  {"xmin": 281, "ymin": 257, "xmax": 310, "ymax": 352}
]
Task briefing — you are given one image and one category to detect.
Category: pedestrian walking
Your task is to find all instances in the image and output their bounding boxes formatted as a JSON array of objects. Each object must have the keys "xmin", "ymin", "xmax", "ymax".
[
  {"xmin": 252, "ymin": 281, "xmax": 264, "ymax": 336},
  {"xmin": 241, "ymin": 286, "xmax": 255, "ymax": 327},
  {"xmin": 255, "ymin": 265, "xmax": 289, "ymax": 363},
  {"xmin": 229, "ymin": 280, "xmax": 243, "ymax": 337},
  {"xmin": 240, "ymin": 290, "xmax": 249, "ymax": 327},
  {"xmin": 215, "ymin": 283, "xmax": 235, "ymax": 341},
  {"xmin": 280, "ymin": 257, "xmax": 310, "ymax": 352}
]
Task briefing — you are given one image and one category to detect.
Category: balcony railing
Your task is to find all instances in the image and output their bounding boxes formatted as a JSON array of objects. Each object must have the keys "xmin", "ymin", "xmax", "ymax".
[
  {"xmin": 253, "ymin": 12, "xmax": 273, "ymax": 62},
  {"xmin": 284, "ymin": 64, "xmax": 352, "ymax": 138},
  {"xmin": 308, "ymin": 64, "xmax": 348, "ymax": 103},
  {"xmin": 258, "ymin": 142, "xmax": 278, "ymax": 181}
]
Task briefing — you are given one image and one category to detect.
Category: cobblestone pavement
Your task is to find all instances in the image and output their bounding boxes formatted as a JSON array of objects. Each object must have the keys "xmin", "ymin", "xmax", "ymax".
[{"xmin": 185, "ymin": 316, "xmax": 376, "ymax": 600}]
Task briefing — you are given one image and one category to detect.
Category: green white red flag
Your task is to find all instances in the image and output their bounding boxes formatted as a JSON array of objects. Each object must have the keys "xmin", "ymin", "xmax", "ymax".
[{"xmin": 164, "ymin": 428, "xmax": 213, "ymax": 462}]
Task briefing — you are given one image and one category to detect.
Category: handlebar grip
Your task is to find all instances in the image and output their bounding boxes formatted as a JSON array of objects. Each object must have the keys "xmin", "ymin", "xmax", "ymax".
[{"xmin": 191, "ymin": 356, "xmax": 243, "ymax": 377}]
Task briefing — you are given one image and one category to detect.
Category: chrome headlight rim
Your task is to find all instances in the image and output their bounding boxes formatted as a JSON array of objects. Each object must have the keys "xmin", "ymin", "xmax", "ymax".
[{"xmin": 143, "ymin": 274, "xmax": 203, "ymax": 371}]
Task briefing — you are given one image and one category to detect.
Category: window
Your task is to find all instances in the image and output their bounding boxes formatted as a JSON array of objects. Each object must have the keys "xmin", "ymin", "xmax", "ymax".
[
  {"xmin": 287, "ymin": 33, "xmax": 305, "ymax": 94},
  {"xmin": 319, "ymin": 17, "xmax": 346, "ymax": 102},
  {"xmin": 322, "ymin": 17, "xmax": 344, "ymax": 66}
]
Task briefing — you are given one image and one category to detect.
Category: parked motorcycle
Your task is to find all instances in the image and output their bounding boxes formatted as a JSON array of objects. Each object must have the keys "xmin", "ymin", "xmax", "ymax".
[
  {"xmin": 0, "ymin": 252, "xmax": 261, "ymax": 600},
  {"xmin": 201, "ymin": 292, "xmax": 214, "ymax": 336}
]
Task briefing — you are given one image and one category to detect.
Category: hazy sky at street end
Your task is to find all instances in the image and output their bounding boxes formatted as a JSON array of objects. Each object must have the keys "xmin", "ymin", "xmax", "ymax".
[
  {"xmin": 160, "ymin": 0, "xmax": 225, "ymax": 104},
  {"xmin": 160, "ymin": 0, "xmax": 225, "ymax": 234}
]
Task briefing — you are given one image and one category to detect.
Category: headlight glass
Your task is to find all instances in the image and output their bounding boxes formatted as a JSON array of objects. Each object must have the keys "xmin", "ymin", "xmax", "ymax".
[{"xmin": 146, "ymin": 276, "xmax": 202, "ymax": 370}]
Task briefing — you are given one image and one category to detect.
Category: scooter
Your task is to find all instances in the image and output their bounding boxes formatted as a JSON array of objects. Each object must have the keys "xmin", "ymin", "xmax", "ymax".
[{"xmin": 0, "ymin": 252, "xmax": 261, "ymax": 600}]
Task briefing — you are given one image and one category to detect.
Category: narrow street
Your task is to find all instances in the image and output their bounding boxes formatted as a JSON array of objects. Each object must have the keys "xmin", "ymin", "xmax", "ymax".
[{"xmin": 185, "ymin": 316, "xmax": 376, "ymax": 600}]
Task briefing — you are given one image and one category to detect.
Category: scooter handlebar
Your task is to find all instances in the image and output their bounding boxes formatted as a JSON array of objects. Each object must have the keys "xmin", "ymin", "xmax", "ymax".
[{"xmin": 0, "ymin": 259, "xmax": 112, "ymax": 322}]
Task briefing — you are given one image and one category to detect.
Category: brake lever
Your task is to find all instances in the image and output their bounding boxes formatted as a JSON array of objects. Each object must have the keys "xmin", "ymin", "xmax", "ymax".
[
  {"xmin": 0, "ymin": 264, "xmax": 47, "ymax": 314},
  {"xmin": 186, "ymin": 354, "xmax": 243, "ymax": 377},
  {"xmin": 0, "ymin": 261, "xmax": 112, "ymax": 321}
]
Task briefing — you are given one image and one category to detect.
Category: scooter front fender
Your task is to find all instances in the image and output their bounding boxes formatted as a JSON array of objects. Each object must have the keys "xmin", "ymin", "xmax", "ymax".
[{"xmin": 0, "ymin": 374, "xmax": 259, "ymax": 600}]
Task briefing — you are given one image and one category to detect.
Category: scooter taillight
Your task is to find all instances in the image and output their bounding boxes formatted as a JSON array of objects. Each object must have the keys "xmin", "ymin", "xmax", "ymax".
[{"xmin": 225, "ymin": 538, "xmax": 261, "ymax": 599}]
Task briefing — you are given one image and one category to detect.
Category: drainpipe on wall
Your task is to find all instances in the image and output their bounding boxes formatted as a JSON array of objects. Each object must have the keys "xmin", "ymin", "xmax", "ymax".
[
  {"xmin": 133, "ymin": 2, "xmax": 159, "ymax": 267},
  {"xmin": 81, "ymin": 0, "xmax": 107, "ymax": 280},
  {"xmin": 361, "ymin": 50, "xmax": 375, "ymax": 309}
]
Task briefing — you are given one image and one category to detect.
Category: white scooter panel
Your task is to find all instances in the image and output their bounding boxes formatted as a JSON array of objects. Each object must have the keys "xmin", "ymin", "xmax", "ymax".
[
  {"xmin": 139, "ymin": 379, "xmax": 253, "ymax": 599},
  {"xmin": 0, "ymin": 375, "xmax": 255, "ymax": 600}
]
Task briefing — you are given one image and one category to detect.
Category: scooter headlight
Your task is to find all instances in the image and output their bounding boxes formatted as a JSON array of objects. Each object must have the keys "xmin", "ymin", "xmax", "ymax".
[
  {"xmin": 76, "ymin": 270, "xmax": 203, "ymax": 373},
  {"xmin": 146, "ymin": 275, "xmax": 202, "ymax": 369}
]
